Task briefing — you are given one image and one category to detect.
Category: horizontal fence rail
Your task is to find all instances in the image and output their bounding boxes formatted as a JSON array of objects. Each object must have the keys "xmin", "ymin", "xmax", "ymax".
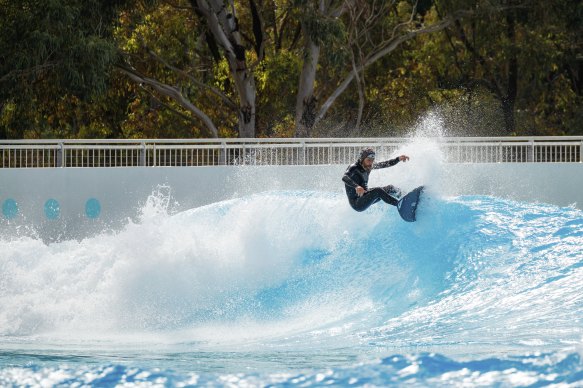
[{"xmin": 1, "ymin": 137, "xmax": 582, "ymax": 168}]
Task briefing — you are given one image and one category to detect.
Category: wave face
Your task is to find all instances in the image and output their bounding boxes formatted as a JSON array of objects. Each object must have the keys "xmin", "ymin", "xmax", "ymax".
[{"xmin": 1, "ymin": 189, "xmax": 582, "ymax": 386}]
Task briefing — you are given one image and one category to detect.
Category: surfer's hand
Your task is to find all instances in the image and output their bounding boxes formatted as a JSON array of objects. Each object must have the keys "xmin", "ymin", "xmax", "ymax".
[
  {"xmin": 399, "ymin": 155, "xmax": 410, "ymax": 162},
  {"xmin": 356, "ymin": 186, "xmax": 366, "ymax": 196}
]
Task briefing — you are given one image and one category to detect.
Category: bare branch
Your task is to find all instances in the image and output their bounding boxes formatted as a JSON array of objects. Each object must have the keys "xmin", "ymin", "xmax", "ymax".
[
  {"xmin": 315, "ymin": 10, "xmax": 474, "ymax": 126},
  {"xmin": 194, "ymin": 0, "xmax": 236, "ymax": 57},
  {"xmin": 140, "ymin": 85, "xmax": 205, "ymax": 128},
  {"xmin": 145, "ymin": 47, "xmax": 237, "ymax": 110},
  {"xmin": 117, "ymin": 64, "xmax": 219, "ymax": 138},
  {"xmin": 391, "ymin": 0, "xmax": 419, "ymax": 39}
]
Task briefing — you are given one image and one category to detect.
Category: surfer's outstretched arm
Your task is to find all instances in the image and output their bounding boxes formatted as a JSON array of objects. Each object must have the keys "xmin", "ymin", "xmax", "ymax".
[{"xmin": 373, "ymin": 155, "xmax": 409, "ymax": 169}]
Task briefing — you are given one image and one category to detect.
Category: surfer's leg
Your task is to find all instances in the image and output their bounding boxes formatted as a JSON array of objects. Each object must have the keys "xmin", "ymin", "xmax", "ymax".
[
  {"xmin": 369, "ymin": 187, "xmax": 399, "ymax": 206},
  {"xmin": 351, "ymin": 192, "xmax": 381, "ymax": 211},
  {"xmin": 352, "ymin": 187, "xmax": 397, "ymax": 211}
]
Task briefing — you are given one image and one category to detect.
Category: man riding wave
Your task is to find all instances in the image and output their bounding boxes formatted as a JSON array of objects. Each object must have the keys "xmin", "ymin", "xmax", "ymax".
[{"xmin": 342, "ymin": 147, "xmax": 409, "ymax": 212}]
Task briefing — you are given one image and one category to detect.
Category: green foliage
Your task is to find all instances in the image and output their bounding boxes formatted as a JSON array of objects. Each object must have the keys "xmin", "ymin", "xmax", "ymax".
[
  {"xmin": 319, "ymin": 0, "xmax": 583, "ymax": 136},
  {"xmin": 0, "ymin": 0, "xmax": 581, "ymax": 139},
  {"xmin": 420, "ymin": 0, "xmax": 583, "ymax": 135},
  {"xmin": 0, "ymin": 0, "xmax": 127, "ymax": 138},
  {"xmin": 115, "ymin": 2, "xmax": 247, "ymax": 137},
  {"xmin": 255, "ymin": 51, "xmax": 301, "ymax": 136},
  {"xmin": 303, "ymin": 12, "xmax": 346, "ymax": 46}
]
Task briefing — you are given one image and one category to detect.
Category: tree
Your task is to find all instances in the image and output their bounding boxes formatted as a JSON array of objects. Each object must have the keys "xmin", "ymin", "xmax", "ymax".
[
  {"xmin": 426, "ymin": 0, "xmax": 583, "ymax": 135},
  {"xmin": 0, "ymin": 0, "xmax": 127, "ymax": 138},
  {"xmin": 116, "ymin": 0, "xmax": 266, "ymax": 138},
  {"xmin": 292, "ymin": 0, "xmax": 474, "ymax": 137},
  {"xmin": 1, "ymin": 0, "xmax": 580, "ymax": 139},
  {"xmin": 190, "ymin": 0, "xmax": 260, "ymax": 137}
]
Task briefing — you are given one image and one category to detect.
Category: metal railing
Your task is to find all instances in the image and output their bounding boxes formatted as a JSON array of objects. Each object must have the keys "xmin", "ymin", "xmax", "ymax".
[{"xmin": 0, "ymin": 137, "xmax": 581, "ymax": 168}]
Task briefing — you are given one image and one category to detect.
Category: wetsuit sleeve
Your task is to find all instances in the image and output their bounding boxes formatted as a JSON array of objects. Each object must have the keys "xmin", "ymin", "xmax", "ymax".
[
  {"xmin": 342, "ymin": 172, "xmax": 359, "ymax": 188},
  {"xmin": 342, "ymin": 165, "xmax": 360, "ymax": 188},
  {"xmin": 373, "ymin": 157, "xmax": 400, "ymax": 169}
]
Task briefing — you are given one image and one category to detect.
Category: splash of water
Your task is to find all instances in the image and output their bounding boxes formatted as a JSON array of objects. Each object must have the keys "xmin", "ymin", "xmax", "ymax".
[{"xmin": 0, "ymin": 189, "xmax": 581, "ymax": 353}]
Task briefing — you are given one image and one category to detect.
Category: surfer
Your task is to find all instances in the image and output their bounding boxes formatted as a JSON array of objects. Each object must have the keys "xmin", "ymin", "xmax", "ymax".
[{"xmin": 342, "ymin": 147, "xmax": 410, "ymax": 212}]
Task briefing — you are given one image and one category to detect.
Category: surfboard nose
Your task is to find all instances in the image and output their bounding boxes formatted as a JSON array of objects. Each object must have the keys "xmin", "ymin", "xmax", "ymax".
[{"xmin": 397, "ymin": 186, "xmax": 424, "ymax": 222}]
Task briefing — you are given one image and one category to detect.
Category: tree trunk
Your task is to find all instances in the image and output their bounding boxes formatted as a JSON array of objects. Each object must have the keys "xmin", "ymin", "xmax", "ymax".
[
  {"xmin": 294, "ymin": 28, "xmax": 320, "ymax": 138},
  {"xmin": 350, "ymin": 49, "xmax": 365, "ymax": 133},
  {"xmin": 233, "ymin": 66, "xmax": 257, "ymax": 138},
  {"xmin": 502, "ymin": 99, "xmax": 515, "ymax": 134},
  {"xmin": 504, "ymin": 5, "xmax": 518, "ymax": 134},
  {"xmin": 193, "ymin": 0, "xmax": 257, "ymax": 138},
  {"xmin": 118, "ymin": 65, "xmax": 220, "ymax": 137},
  {"xmin": 293, "ymin": 0, "xmax": 345, "ymax": 137}
]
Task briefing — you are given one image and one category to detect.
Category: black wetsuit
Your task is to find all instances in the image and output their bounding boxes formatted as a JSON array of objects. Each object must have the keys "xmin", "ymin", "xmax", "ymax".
[{"xmin": 342, "ymin": 158, "xmax": 401, "ymax": 212}]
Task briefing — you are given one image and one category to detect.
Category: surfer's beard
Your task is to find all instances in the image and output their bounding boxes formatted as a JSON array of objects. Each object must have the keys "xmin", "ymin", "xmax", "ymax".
[{"xmin": 359, "ymin": 160, "xmax": 372, "ymax": 172}]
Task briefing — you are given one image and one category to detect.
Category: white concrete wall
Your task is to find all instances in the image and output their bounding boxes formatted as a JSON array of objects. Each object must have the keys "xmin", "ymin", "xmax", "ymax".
[{"xmin": 1, "ymin": 163, "xmax": 581, "ymax": 240}]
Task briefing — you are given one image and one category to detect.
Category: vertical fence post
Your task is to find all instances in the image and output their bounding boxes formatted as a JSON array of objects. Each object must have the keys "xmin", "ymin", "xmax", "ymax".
[
  {"xmin": 528, "ymin": 140, "xmax": 534, "ymax": 162},
  {"xmin": 220, "ymin": 141, "xmax": 227, "ymax": 165},
  {"xmin": 140, "ymin": 142, "xmax": 146, "ymax": 166},
  {"xmin": 328, "ymin": 144, "xmax": 332, "ymax": 165},
  {"xmin": 57, "ymin": 142, "xmax": 64, "ymax": 167}
]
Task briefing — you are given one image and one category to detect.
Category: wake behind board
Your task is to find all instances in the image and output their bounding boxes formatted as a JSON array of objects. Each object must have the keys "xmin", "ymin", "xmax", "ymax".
[{"xmin": 397, "ymin": 186, "xmax": 424, "ymax": 222}]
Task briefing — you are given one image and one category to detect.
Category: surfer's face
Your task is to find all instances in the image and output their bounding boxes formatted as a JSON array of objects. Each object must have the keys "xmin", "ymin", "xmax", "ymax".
[{"xmin": 362, "ymin": 157, "xmax": 374, "ymax": 170}]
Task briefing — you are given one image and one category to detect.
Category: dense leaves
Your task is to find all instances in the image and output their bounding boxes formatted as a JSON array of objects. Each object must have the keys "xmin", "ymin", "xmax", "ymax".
[
  {"xmin": 0, "ymin": 0, "xmax": 129, "ymax": 138},
  {"xmin": 1, "ymin": 0, "xmax": 581, "ymax": 139}
]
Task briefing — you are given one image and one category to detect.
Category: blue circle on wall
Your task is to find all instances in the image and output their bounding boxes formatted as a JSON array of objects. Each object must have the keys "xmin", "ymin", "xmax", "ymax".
[
  {"xmin": 2, "ymin": 199, "xmax": 19, "ymax": 219},
  {"xmin": 85, "ymin": 198, "xmax": 101, "ymax": 219},
  {"xmin": 44, "ymin": 199, "xmax": 60, "ymax": 220}
]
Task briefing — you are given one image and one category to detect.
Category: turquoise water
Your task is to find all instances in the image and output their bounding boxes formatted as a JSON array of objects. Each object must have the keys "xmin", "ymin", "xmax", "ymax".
[{"xmin": 0, "ymin": 190, "xmax": 582, "ymax": 386}]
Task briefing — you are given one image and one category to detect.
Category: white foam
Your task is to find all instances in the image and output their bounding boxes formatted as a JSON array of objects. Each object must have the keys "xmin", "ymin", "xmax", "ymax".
[{"xmin": 0, "ymin": 190, "xmax": 382, "ymax": 341}]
